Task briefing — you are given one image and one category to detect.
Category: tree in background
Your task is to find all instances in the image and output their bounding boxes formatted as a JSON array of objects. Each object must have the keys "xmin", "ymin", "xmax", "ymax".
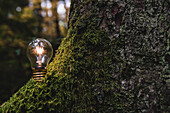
[
  {"xmin": 31, "ymin": 0, "xmax": 70, "ymax": 48},
  {"xmin": 0, "ymin": 0, "xmax": 35, "ymax": 104},
  {"xmin": 0, "ymin": 0, "xmax": 169, "ymax": 112},
  {"xmin": 0, "ymin": 0, "xmax": 70, "ymax": 105}
]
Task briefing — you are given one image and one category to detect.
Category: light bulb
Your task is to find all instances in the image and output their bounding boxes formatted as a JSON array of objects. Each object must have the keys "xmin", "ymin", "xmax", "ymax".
[{"xmin": 27, "ymin": 38, "xmax": 53, "ymax": 82}]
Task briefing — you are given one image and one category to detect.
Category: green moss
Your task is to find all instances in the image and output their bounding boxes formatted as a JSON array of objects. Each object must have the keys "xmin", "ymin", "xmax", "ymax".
[
  {"xmin": 0, "ymin": 15, "xmax": 127, "ymax": 112},
  {"xmin": 1, "ymin": 0, "xmax": 169, "ymax": 112}
]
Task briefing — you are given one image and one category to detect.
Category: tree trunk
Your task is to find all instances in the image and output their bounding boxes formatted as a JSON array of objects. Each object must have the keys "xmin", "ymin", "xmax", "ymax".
[
  {"xmin": 33, "ymin": 0, "xmax": 43, "ymax": 37},
  {"xmin": 0, "ymin": 0, "xmax": 169, "ymax": 112}
]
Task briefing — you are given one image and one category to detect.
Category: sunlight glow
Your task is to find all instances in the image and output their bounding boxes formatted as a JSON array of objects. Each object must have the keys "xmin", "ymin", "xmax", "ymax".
[
  {"xmin": 41, "ymin": 0, "xmax": 52, "ymax": 9},
  {"xmin": 41, "ymin": 1, "xmax": 46, "ymax": 8},
  {"xmin": 16, "ymin": 6, "xmax": 22, "ymax": 12},
  {"xmin": 65, "ymin": 0, "xmax": 71, "ymax": 8},
  {"xmin": 29, "ymin": 0, "xmax": 33, "ymax": 7},
  {"xmin": 29, "ymin": 2, "xmax": 33, "ymax": 7},
  {"xmin": 43, "ymin": 27, "xmax": 47, "ymax": 32},
  {"xmin": 48, "ymin": 10, "xmax": 52, "ymax": 17},
  {"xmin": 8, "ymin": 13, "xmax": 13, "ymax": 18},
  {"xmin": 41, "ymin": 11, "xmax": 46, "ymax": 17},
  {"xmin": 57, "ymin": 2, "xmax": 66, "ymax": 15},
  {"xmin": 46, "ymin": 1, "xmax": 52, "ymax": 9}
]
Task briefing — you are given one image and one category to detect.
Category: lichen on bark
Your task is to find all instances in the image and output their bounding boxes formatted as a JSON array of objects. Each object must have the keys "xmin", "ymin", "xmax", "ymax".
[
  {"xmin": 0, "ymin": 0, "xmax": 169, "ymax": 113},
  {"xmin": 0, "ymin": 20, "xmax": 127, "ymax": 113}
]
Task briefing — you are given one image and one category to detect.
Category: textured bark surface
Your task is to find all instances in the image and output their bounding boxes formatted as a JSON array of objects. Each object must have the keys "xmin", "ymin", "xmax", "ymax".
[{"xmin": 0, "ymin": 0, "xmax": 169, "ymax": 113}]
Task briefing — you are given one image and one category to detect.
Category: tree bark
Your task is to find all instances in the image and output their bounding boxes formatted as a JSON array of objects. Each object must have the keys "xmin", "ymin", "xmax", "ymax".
[{"xmin": 0, "ymin": 0, "xmax": 169, "ymax": 113}]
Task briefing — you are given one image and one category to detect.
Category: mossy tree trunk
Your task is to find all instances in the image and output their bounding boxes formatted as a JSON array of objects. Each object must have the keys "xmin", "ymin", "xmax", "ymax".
[{"xmin": 0, "ymin": 0, "xmax": 169, "ymax": 112}]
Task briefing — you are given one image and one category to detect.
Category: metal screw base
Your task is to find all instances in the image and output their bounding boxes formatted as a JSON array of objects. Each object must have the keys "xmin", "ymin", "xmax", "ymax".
[{"xmin": 32, "ymin": 68, "xmax": 47, "ymax": 82}]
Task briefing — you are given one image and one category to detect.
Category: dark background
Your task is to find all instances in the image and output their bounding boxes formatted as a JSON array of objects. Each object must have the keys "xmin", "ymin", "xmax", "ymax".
[{"xmin": 0, "ymin": 0, "xmax": 70, "ymax": 104}]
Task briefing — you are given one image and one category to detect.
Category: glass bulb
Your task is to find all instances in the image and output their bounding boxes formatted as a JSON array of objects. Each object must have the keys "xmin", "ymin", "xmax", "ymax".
[
  {"xmin": 27, "ymin": 38, "xmax": 53, "ymax": 69},
  {"xmin": 27, "ymin": 38, "xmax": 53, "ymax": 82}
]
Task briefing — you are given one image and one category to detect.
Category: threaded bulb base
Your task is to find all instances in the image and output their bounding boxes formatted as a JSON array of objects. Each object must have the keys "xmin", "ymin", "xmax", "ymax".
[{"xmin": 32, "ymin": 68, "xmax": 47, "ymax": 82}]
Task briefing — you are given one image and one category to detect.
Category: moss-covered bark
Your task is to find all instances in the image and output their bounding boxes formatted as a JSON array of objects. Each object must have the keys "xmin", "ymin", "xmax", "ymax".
[{"xmin": 0, "ymin": 0, "xmax": 169, "ymax": 112}]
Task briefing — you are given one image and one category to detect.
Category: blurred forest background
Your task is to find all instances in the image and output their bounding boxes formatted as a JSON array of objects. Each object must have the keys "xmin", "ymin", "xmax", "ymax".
[{"xmin": 0, "ymin": 0, "xmax": 70, "ymax": 104}]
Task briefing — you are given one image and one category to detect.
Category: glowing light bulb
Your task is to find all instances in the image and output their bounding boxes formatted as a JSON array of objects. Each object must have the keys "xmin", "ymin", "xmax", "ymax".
[{"xmin": 27, "ymin": 38, "xmax": 53, "ymax": 82}]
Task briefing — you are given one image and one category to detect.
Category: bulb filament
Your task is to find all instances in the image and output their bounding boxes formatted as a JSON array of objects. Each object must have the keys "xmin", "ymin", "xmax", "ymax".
[
  {"xmin": 35, "ymin": 46, "xmax": 45, "ymax": 66},
  {"xmin": 35, "ymin": 46, "xmax": 44, "ymax": 55}
]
